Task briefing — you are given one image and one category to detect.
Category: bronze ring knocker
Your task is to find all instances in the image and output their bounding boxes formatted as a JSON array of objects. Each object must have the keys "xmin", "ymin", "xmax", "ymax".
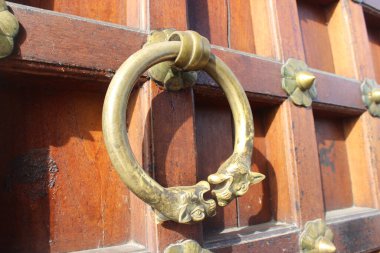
[{"xmin": 102, "ymin": 30, "xmax": 265, "ymax": 224}]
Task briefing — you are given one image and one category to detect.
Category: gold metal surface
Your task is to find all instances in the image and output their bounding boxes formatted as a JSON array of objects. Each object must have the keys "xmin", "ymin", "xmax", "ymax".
[
  {"xmin": 0, "ymin": 0, "xmax": 19, "ymax": 59},
  {"xmin": 361, "ymin": 79, "xmax": 380, "ymax": 117},
  {"xmin": 299, "ymin": 219, "xmax": 336, "ymax": 253},
  {"xmin": 145, "ymin": 29, "xmax": 198, "ymax": 91},
  {"xmin": 164, "ymin": 240, "xmax": 212, "ymax": 253},
  {"xmin": 102, "ymin": 30, "xmax": 264, "ymax": 223},
  {"xmin": 281, "ymin": 58, "xmax": 317, "ymax": 107}
]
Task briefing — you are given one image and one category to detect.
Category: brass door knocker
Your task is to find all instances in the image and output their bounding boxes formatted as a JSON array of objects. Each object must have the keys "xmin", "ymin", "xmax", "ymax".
[{"xmin": 102, "ymin": 30, "xmax": 265, "ymax": 224}]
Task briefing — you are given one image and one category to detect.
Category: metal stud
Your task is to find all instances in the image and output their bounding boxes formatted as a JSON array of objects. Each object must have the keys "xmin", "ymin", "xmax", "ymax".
[{"xmin": 281, "ymin": 58, "xmax": 317, "ymax": 107}]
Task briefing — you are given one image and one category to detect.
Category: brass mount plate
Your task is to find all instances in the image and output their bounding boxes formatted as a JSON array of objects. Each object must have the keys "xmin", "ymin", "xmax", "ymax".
[
  {"xmin": 361, "ymin": 79, "xmax": 380, "ymax": 117},
  {"xmin": 299, "ymin": 219, "xmax": 336, "ymax": 253},
  {"xmin": 281, "ymin": 58, "xmax": 317, "ymax": 107},
  {"xmin": 0, "ymin": 0, "xmax": 19, "ymax": 59}
]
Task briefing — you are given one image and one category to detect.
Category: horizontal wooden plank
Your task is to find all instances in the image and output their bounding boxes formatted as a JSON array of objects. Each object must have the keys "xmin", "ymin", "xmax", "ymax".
[
  {"xmin": 205, "ymin": 208, "xmax": 380, "ymax": 252},
  {"xmin": 327, "ymin": 207, "xmax": 380, "ymax": 253},
  {"xmin": 204, "ymin": 222, "xmax": 299, "ymax": 252},
  {"xmin": 1, "ymin": 3, "xmax": 365, "ymax": 112},
  {"xmin": 1, "ymin": 2, "xmax": 147, "ymax": 80}
]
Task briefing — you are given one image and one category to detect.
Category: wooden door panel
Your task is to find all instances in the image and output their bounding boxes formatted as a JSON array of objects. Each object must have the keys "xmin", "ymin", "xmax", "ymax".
[
  {"xmin": 195, "ymin": 98, "xmax": 237, "ymax": 233},
  {"xmin": 2, "ymin": 1, "xmax": 380, "ymax": 252},
  {"xmin": 0, "ymin": 78, "xmax": 131, "ymax": 252},
  {"xmin": 314, "ymin": 115, "xmax": 354, "ymax": 211}
]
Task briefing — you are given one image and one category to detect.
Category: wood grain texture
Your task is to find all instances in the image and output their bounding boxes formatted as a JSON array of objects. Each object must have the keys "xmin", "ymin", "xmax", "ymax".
[
  {"xmin": 194, "ymin": 98, "xmax": 238, "ymax": 234},
  {"xmin": 3, "ymin": 2, "xmax": 146, "ymax": 79},
  {"xmin": 148, "ymin": 2, "xmax": 203, "ymax": 251},
  {"xmin": 8, "ymin": 0, "xmax": 144, "ymax": 28},
  {"xmin": 150, "ymin": 84, "xmax": 202, "ymax": 252},
  {"xmin": 283, "ymin": 101, "xmax": 324, "ymax": 225},
  {"xmin": 297, "ymin": 0, "xmax": 335, "ymax": 73},
  {"xmin": 229, "ymin": 0, "xmax": 275, "ymax": 58},
  {"xmin": 150, "ymin": 0, "xmax": 188, "ymax": 30},
  {"xmin": 327, "ymin": 209, "xmax": 380, "ymax": 253},
  {"xmin": 264, "ymin": 106, "xmax": 296, "ymax": 223},
  {"xmin": 345, "ymin": 115, "xmax": 380, "ymax": 209},
  {"xmin": 325, "ymin": 1, "xmax": 357, "ymax": 79},
  {"xmin": 367, "ymin": 22, "xmax": 380, "ymax": 83},
  {"xmin": 315, "ymin": 115, "xmax": 353, "ymax": 211},
  {"xmin": 1, "ymin": 3, "xmax": 366, "ymax": 113},
  {"xmin": 0, "ymin": 79, "xmax": 130, "ymax": 253},
  {"xmin": 238, "ymin": 108, "xmax": 272, "ymax": 226},
  {"xmin": 269, "ymin": 0, "xmax": 305, "ymax": 60},
  {"xmin": 346, "ymin": 2, "xmax": 376, "ymax": 80},
  {"xmin": 188, "ymin": 0, "xmax": 228, "ymax": 47}
]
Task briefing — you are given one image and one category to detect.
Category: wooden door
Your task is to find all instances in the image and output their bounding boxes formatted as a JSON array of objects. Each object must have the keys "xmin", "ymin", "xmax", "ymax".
[{"xmin": 1, "ymin": 0, "xmax": 380, "ymax": 252}]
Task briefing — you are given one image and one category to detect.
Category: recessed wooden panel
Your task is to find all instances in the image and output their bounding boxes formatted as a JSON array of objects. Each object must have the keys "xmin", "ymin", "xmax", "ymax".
[
  {"xmin": 314, "ymin": 115, "xmax": 353, "ymax": 211},
  {"xmin": 365, "ymin": 11, "xmax": 380, "ymax": 83},
  {"xmin": 297, "ymin": 0, "xmax": 358, "ymax": 78},
  {"xmin": 0, "ymin": 79, "xmax": 131, "ymax": 253},
  {"xmin": 297, "ymin": 0, "xmax": 335, "ymax": 73},
  {"xmin": 238, "ymin": 108, "xmax": 272, "ymax": 226},
  {"xmin": 195, "ymin": 97, "xmax": 237, "ymax": 235},
  {"xmin": 187, "ymin": 0, "xmax": 228, "ymax": 47},
  {"xmin": 229, "ymin": 0, "xmax": 275, "ymax": 58}
]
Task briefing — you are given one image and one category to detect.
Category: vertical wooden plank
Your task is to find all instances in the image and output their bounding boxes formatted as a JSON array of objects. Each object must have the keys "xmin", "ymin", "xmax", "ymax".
[
  {"xmin": 338, "ymin": 1, "xmax": 380, "ymax": 209},
  {"xmin": 283, "ymin": 102, "xmax": 324, "ymax": 225},
  {"xmin": 348, "ymin": 1, "xmax": 376, "ymax": 80},
  {"xmin": 267, "ymin": 0, "xmax": 323, "ymax": 226},
  {"xmin": 265, "ymin": 103, "xmax": 324, "ymax": 225},
  {"xmin": 265, "ymin": 107, "xmax": 296, "ymax": 223},
  {"xmin": 326, "ymin": 1, "xmax": 357, "ymax": 78},
  {"xmin": 297, "ymin": 1, "xmax": 335, "ymax": 73},
  {"xmin": 238, "ymin": 109, "xmax": 272, "ymax": 226},
  {"xmin": 229, "ymin": 0, "xmax": 276, "ymax": 58},
  {"xmin": 367, "ymin": 24, "xmax": 380, "ymax": 83},
  {"xmin": 126, "ymin": 83, "xmax": 157, "ymax": 250},
  {"xmin": 195, "ymin": 99, "xmax": 237, "ymax": 234},
  {"xmin": 345, "ymin": 116, "xmax": 380, "ymax": 208},
  {"xmin": 0, "ymin": 83, "xmax": 132, "ymax": 253},
  {"xmin": 150, "ymin": 0, "xmax": 188, "ymax": 30},
  {"xmin": 269, "ymin": 0, "xmax": 305, "ymax": 61},
  {"xmin": 314, "ymin": 116, "xmax": 353, "ymax": 211},
  {"xmin": 187, "ymin": 0, "xmax": 228, "ymax": 47},
  {"xmin": 151, "ymin": 84, "xmax": 202, "ymax": 252},
  {"xmin": 148, "ymin": 2, "xmax": 205, "ymax": 251}
]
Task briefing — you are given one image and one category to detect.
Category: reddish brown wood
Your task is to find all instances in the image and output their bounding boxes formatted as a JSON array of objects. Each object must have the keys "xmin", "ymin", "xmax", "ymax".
[
  {"xmin": 3, "ymin": 3, "xmax": 146, "ymax": 78},
  {"xmin": 314, "ymin": 115, "xmax": 353, "ymax": 211},
  {"xmin": 205, "ymin": 224, "xmax": 300, "ymax": 252},
  {"xmin": 194, "ymin": 98, "xmax": 238, "ymax": 234},
  {"xmin": 187, "ymin": 0, "xmax": 228, "ymax": 47},
  {"xmin": 8, "ymin": 0, "xmax": 145, "ymax": 28},
  {"xmin": 238, "ymin": 109, "xmax": 272, "ymax": 226},
  {"xmin": 346, "ymin": 2, "xmax": 377, "ymax": 80},
  {"xmin": 345, "ymin": 115, "xmax": 380, "ymax": 209},
  {"xmin": 150, "ymin": 0, "xmax": 188, "ymax": 30},
  {"xmin": 269, "ymin": 0, "xmax": 305, "ymax": 60},
  {"xmin": 150, "ymin": 84, "xmax": 202, "ymax": 251},
  {"xmin": 327, "ymin": 209, "xmax": 380, "ymax": 253},
  {"xmin": 264, "ymin": 107, "xmax": 296, "ymax": 223},
  {"xmin": 0, "ymin": 79, "xmax": 130, "ymax": 253},
  {"xmin": 297, "ymin": 0, "xmax": 335, "ymax": 73},
  {"xmin": 0, "ymin": 3, "xmax": 365, "ymax": 113},
  {"xmin": 228, "ymin": 0, "xmax": 276, "ymax": 57},
  {"xmin": 367, "ymin": 22, "xmax": 380, "ymax": 83}
]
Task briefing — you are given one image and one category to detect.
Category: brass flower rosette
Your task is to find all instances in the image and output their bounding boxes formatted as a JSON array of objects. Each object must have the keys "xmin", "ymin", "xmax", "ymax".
[{"xmin": 102, "ymin": 30, "xmax": 265, "ymax": 224}]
